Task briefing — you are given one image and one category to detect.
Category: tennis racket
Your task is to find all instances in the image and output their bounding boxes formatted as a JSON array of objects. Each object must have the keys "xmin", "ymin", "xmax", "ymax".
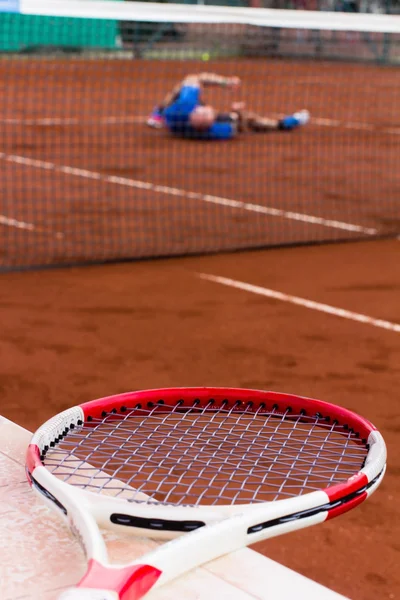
[{"xmin": 26, "ymin": 387, "xmax": 386, "ymax": 600}]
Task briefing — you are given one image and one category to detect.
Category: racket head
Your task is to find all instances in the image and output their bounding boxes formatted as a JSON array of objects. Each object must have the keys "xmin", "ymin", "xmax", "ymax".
[{"xmin": 26, "ymin": 387, "xmax": 386, "ymax": 539}]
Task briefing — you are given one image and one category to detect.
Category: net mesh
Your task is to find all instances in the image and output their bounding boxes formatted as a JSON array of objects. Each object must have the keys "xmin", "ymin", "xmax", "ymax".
[
  {"xmin": 1, "ymin": 1, "xmax": 400, "ymax": 271},
  {"xmin": 43, "ymin": 401, "xmax": 368, "ymax": 505}
]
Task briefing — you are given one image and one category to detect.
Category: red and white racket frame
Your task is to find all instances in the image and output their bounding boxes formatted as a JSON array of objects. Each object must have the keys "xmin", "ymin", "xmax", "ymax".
[{"xmin": 25, "ymin": 388, "xmax": 387, "ymax": 600}]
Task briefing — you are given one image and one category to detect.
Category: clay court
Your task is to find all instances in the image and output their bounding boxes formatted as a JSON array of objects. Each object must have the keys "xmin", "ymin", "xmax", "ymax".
[
  {"xmin": 0, "ymin": 46, "xmax": 399, "ymax": 600},
  {"xmin": 1, "ymin": 56, "xmax": 399, "ymax": 268}
]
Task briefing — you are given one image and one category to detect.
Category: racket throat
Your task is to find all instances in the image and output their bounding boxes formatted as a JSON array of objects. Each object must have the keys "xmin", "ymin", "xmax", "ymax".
[{"xmin": 78, "ymin": 559, "xmax": 162, "ymax": 600}]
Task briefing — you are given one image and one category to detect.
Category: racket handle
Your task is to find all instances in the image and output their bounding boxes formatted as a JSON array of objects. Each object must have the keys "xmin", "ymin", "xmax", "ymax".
[{"xmin": 58, "ymin": 589, "xmax": 118, "ymax": 600}]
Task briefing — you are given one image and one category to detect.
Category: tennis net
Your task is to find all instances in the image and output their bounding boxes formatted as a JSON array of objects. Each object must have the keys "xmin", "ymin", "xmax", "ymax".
[{"xmin": 1, "ymin": 1, "xmax": 399, "ymax": 270}]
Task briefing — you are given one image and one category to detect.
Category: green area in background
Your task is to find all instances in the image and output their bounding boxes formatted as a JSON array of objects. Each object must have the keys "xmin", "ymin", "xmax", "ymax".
[
  {"xmin": 0, "ymin": 14, "xmax": 120, "ymax": 52},
  {"xmin": 0, "ymin": 0, "xmax": 248, "ymax": 52}
]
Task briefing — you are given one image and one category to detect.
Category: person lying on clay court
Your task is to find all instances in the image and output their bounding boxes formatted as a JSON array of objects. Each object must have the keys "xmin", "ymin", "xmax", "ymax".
[{"xmin": 146, "ymin": 72, "xmax": 309, "ymax": 140}]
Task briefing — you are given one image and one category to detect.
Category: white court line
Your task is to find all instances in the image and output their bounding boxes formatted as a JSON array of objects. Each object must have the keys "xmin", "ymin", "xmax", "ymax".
[
  {"xmin": 1, "ymin": 114, "xmax": 400, "ymax": 135},
  {"xmin": 0, "ymin": 116, "xmax": 145, "ymax": 126},
  {"xmin": 199, "ymin": 273, "xmax": 400, "ymax": 333},
  {"xmin": 311, "ymin": 117, "xmax": 341, "ymax": 127},
  {"xmin": 344, "ymin": 122, "xmax": 375, "ymax": 131},
  {"xmin": 0, "ymin": 215, "xmax": 35, "ymax": 231},
  {"xmin": 0, "ymin": 212, "xmax": 64, "ymax": 238},
  {"xmin": 270, "ymin": 114, "xmax": 400, "ymax": 135},
  {"xmin": 0, "ymin": 152, "xmax": 377, "ymax": 236},
  {"xmin": 383, "ymin": 127, "xmax": 400, "ymax": 135}
]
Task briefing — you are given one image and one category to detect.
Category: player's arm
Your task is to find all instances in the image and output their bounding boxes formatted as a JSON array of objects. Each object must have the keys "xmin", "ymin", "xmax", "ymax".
[
  {"xmin": 152, "ymin": 73, "xmax": 239, "ymax": 121},
  {"xmin": 184, "ymin": 73, "xmax": 240, "ymax": 88},
  {"xmin": 157, "ymin": 74, "xmax": 204, "ymax": 110}
]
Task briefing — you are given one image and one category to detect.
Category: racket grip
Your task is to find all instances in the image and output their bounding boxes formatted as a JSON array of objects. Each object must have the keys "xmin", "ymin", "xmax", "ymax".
[{"xmin": 58, "ymin": 589, "xmax": 118, "ymax": 600}]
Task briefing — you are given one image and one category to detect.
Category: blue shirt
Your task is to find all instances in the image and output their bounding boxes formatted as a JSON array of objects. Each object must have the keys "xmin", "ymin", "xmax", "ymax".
[{"xmin": 163, "ymin": 85, "xmax": 236, "ymax": 141}]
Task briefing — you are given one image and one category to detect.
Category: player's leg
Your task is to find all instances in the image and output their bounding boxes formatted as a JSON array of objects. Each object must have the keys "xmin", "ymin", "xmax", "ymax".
[
  {"xmin": 205, "ymin": 113, "xmax": 239, "ymax": 140},
  {"xmin": 231, "ymin": 103, "xmax": 310, "ymax": 133},
  {"xmin": 163, "ymin": 87, "xmax": 203, "ymax": 135},
  {"xmin": 168, "ymin": 109, "xmax": 238, "ymax": 140},
  {"xmin": 246, "ymin": 110, "xmax": 310, "ymax": 132},
  {"xmin": 147, "ymin": 75, "xmax": 206, "ymax": 129},
  {"xmin": 147, "ymin": 82, "xmax": 184, "ymax": 128},
  {"xmin": 278, "ymin": 110, "xmax": 310, "ymax": 131},
  {"xmin": 243, "ymin": 112, "xmax": 279, "ymax": 132}
]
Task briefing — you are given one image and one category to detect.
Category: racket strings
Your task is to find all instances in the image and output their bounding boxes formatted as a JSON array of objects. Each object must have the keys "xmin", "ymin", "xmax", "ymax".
[
  {"xmin": 61, "ymin": 418, "xmax": 365, "ymax": 459},
  {"xmin": 275, "ymin": 415, "xmax": 340, "ymax": 497},
  {"xmin": 43, "ymin": 403, "xmax": 368, "ymax": 505},
  {"xmin": 305, "ymin": 419, "xmax": 355, "ymax": 490}
]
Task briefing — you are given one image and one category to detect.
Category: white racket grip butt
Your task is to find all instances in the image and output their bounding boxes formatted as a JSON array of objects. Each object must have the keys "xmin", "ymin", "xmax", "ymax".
[{"xmin": 58, "ymin": 589, "xmax": 118, "ymax": 600}]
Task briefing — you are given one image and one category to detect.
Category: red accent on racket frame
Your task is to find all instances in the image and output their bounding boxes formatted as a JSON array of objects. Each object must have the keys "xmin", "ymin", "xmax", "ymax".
[
  {"xmin": 78, "ymin": 559, "xmax": 162, "ymax": 600},
  {"xmin": 326, "ymin": 472, "xmax": 369, "ymax": 502},
  {"xmin": 326, "ymin": 491, "xmax": 369, "ymax": 520},
  {"xmin": 26, "ymin": 444, "xmax": 42, "ymax": 483},
  {"xmin": 324, "ymin": 472, "xmax": 369, "ymax": 519},
  {"xmin": 78, "ymin": 388, "xmax": 377, "ymax": 442}
]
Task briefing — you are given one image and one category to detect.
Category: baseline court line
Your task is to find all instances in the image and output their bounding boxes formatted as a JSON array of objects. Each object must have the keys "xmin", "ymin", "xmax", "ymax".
[
  {"xmin": 270, "ymin": 114, "xmax": 400, "ymax": 135},
  {"xmin": 199, "ymin": 273, "xmax": 400, "ymax": 333},
  {"xmin": 0, "ymin": 116, "xmax": 145, "ymax": 126},
  {"xmin": 0, "ymin": 152, "xmax": 377, "ymax": 235},
  {"xmin": 0, "ymin": 215, "xmax": 35, "ymax": 231},
  {"xmin": 0, "ymin": 213, "xmax": 64, "ymax": 238},
  {"xmin": 1, "ymin": 114, "xmax": 400, "ymax": 135}
]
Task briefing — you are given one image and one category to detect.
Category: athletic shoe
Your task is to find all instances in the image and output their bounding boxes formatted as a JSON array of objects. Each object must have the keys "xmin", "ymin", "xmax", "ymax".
[
  {"xmin": 280, "ymin": 109, "xmax": 310, "ymax": 131},
  {"xmin": 146, "ymin": 108, "xmax": 164, "ymax": 129},
  {"xmin": 293, "ymin": 109, "xmax": 310, "ymax": 126}
]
